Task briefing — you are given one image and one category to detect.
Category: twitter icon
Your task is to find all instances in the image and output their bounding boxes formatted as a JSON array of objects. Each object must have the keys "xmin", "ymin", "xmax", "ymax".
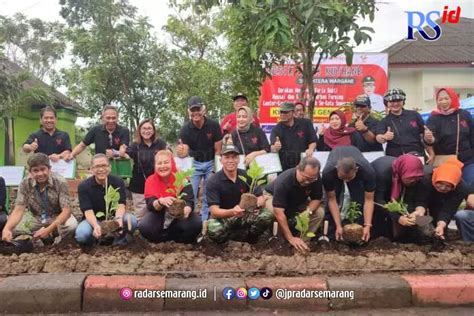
[{"xmin": 248, "ymin": 287, "xmax": 260, "ymax": 300}]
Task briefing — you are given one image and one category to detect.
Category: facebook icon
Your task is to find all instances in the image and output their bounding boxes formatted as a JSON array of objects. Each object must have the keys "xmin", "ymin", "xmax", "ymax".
[{"xmin": 222, "ymin": 287, "xmax": 235, "ymax": 300}]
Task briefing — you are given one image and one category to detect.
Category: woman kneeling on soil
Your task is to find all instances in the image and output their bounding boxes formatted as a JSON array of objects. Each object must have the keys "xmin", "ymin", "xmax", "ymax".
[
  {"xmin": 371, "ymin": 154, "xmax": 432, "ymax": 242},
  {"xmin": 428, "ymin": 157, "xmax": 474, "ymax": 242},
  {"xmin": 139, "ymin": 150, "xmax": 202, "ymax": 243}
]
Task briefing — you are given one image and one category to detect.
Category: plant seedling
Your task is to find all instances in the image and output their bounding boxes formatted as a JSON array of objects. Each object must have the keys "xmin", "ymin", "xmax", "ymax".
[
  {"xmin": 346, "ymin": 202, "xmax": 362, "ymax": 224},
  {"xmin": 295, "ymin": 209, "xmax": 316, "ymax": 239},
  {"xmin": 238, "ymin": 161, "xmax": 266, "ymax": 195},
  {"xmin": 96, "ymin": 184, "xmax": 121, "ymax": 221},
  {"xmin": 166, "ymin": 168, "xmax": 195, "ymax": 199}
]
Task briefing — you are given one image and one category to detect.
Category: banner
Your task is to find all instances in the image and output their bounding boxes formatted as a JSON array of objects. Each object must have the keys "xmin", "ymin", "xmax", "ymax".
[{"xmin": 259, "ymin": 53, "xmax": 388, "ymax": 133}]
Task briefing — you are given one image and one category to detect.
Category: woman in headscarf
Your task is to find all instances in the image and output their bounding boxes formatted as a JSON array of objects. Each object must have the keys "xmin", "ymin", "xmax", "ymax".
[
  {"xmin": 425, "ymin": 88, "xmax": 474, "ymax": 185},
  {"xmin": 318, "ymin": 110, "xmax": 356, "ymax": 151},
  {"xmin": 371, "ymin": 154, "xmax": 431, "ymax": 242},
  {"xmin": 293, "ymin": 102, "xmax": 306, "ymax": 119},
  {"xmin": 139, "ymin": 150, "xmax": 202, "ymax": 243},
  {"xmin": 231, "ymin": 106, "xmax": 270, "ymax": 166},
  {"xmin": 125, "ymin": 119, "xmax": 168, "ymax": 223},
  {"xmin": 428, "ymin": 157, "xmax": 474, "ymax": 241}
]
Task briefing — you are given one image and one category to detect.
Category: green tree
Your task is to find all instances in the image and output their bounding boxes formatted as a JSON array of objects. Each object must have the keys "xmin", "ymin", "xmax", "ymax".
[
  {"xmin": 161, "ymin": 0, "xmax": 232, "ymax": 141},
  {"xmin": 59, "ymin": 0, "xmax": 169, "ymax": 131},
  {"xmin": 202, "ymin": 0, "xmax": 376, "ymax": 118},
  {"xmin": 0, "ymin": 13, "xmax": 66, "ymax": 81}
]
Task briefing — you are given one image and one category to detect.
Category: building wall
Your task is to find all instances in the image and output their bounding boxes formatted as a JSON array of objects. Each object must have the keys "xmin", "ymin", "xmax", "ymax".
[
  {"xmin": 389, "ymin": 67, "xmax": 474, "ymax": 112},
  {"xmin": 4, "ymin": 107, "xmax": 78, "ymax": 166}
]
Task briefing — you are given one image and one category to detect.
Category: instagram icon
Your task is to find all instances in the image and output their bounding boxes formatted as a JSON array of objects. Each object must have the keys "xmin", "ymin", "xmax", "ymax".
[
  {"xmin": 236, "ymin": 287, "xmax": 247, "ymax": 299},
  {"xmin": 119, "ymin": 287, "xmax": 134, "ymax": 301}
]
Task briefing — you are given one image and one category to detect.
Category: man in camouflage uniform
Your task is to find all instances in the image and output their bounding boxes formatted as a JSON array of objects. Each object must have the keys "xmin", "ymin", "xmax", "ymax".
[{"xmin": 206, "ymin": 143, "xmax": 273, "ymax": 243}]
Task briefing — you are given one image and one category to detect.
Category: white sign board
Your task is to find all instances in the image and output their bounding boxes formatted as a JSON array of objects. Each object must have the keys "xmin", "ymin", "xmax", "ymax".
[
  {"xmin": 301, "ymin": 151, "xmax": 386, "ymax": 170},
  {"xmin": 50, "ymin": 159, "xmax": 76, "ymax": 179},
  {"xmin": 0, "ymin": 166, "xmax": 25, "ymax": 186},
  {"xmin": 214, "ymin": 155, "xmax": 246, "ymax": 172},
  {"xmin": 174, "ymin": 157, "xmax": 194, "ymax": 171},
  {"xmin": 254, "ymin": 153, "xmax": 283, "ymax": 175}
]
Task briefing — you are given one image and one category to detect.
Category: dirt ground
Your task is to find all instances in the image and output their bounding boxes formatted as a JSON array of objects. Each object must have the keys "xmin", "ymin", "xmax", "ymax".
[{"xmin": 0, "ymin": 229, "xmax": 472, "ymax": 276}]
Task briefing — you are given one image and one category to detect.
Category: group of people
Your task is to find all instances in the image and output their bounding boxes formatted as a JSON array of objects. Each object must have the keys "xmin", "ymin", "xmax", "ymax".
[{"xmin": 0, "ymin": 88, "xmax": 473, "ymax": 253}]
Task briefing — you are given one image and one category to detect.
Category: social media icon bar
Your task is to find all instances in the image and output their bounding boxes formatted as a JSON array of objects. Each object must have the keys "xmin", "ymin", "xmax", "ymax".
[
  {"xmin": 223, "ymin": 287, "xmax": 235, "ymax": 300},
  {"xmin": 236, "ymin": 287, "xmax": 248, "ymax": 299},
  {"xmin": 248, "ymin": 287, "xmax": 260, "ymax": 300},
  {"xmin": 260, "ymin": 287, "xmax": 273, "ymax": 300}
]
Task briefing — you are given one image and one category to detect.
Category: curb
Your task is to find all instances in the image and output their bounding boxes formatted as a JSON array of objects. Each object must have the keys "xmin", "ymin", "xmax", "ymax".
[{"xmin": 0, "ymin": 273, "xmax": 472, "ymax": 312}]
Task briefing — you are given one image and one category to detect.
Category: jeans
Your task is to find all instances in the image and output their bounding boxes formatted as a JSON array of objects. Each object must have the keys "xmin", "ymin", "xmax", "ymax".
[
  {"xmin": 454, "ymin": 210, "xmax": 474, "ymax": 242},
  {"xmin": 75, "ymin": 213, "xmax": 137, "ymax": 246},
  {"xmin": 190, "ymin": 160, "xmax": 214, "ymax": 221},
  {"xmin": 462, "ymin": 163, "xmax": 474, "ymax": 186}
]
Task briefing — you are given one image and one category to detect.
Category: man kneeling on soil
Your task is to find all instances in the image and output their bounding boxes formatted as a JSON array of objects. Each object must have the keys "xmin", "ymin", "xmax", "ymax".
[
  {"xmin": 206, "ymin": 143, "xmax": 273, "ymax": 243},
  {"xmin": 1, "ymin": 153, "xmax": 78, "ymax": 248},
  {"xmin": 75, "ymin": 154, "xmax": 137, "ymax": 246},
  {"xmin": 264, "ymin": 157, "xmax": 324, "ymax": 253}
]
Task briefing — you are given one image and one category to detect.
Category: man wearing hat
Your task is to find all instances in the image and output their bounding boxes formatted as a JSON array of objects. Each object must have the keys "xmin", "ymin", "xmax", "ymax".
[
  {"xmin": 349, "ymin": 95, "xmax": 383, "ymax": 152},
  {"xmin": 206, "ymin": 142, "xmax": 273, "ymax": 243},
  {"xmin": 176, "ymin": 96, "xmax": 223, "ymax": 221},
  {"xmin": 375, "ymin": 89, "xmax": 427, "ymax": 158},
  {"xmin": 270, "ymin": 102, "xmax": 318, "ymax": 171},
  {"xmin": 220, "ymin": 93, "xmax": 260, "ymax": 134},
  {"xmin": 362, "ymin": 76, "xmax": 385, "ymax": 113},
  {"xmin": 1, "ymin": 153, "xmax": 78, "ymax": 249}
]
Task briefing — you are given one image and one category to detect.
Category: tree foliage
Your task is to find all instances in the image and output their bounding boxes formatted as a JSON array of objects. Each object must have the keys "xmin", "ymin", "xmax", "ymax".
[
  {"xmin": 59, "ymin": 0, "xmax": 169, "ymax": 131},
  {"xmin": 0, "ymin": 13, "xmax": 66, "ymax": 81}
]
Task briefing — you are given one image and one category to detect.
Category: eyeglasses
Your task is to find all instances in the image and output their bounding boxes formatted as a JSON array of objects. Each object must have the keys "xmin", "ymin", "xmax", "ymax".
[
  {"xmin": 92, "ymin": 164, "xmax": 110, "ymax": 170},
  {"xmin": 300, "ymin": 172, "xmax": 319, "ymax": 183}
]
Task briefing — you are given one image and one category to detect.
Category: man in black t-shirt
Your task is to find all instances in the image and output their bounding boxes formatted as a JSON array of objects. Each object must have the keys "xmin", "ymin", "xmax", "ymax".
[
  {"xmin": 23, "ymin": 106, "xmax": 72, "ymax": 162},
  {"xmin": 75, "ymin": 154, "xmax": 137, "ymax": 246},
  {"xmin": 322, "ymin": 146, "xmax": 376, "ymax": 241},
  {"xmin": 265, "ymin": 156, "xmax": 324, "ymax": 253},
  {"xmin": 349, "ymin": 95, "xmax": 383, "ymax": 152},
  {"xmin": 67, "ymin": 105, "xmax": 130, "ymax": 160},
  {"xmin": 270, "ymin": 102, "xmax": 318, "ymax": 171},
  {"xmin": 375, "ymin": 89, "xmax": 430, "ymax": 158},
  {"xmin": 176, "ymin": 96, "xmax": 223, "ymax": 222},
  {"xmin": 206, "ymin": 143, "xmax": 273, "ymax": 243}
]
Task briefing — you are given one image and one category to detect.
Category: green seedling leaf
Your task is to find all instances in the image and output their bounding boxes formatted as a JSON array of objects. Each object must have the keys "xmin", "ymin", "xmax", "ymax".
[
  {"xmin": 306, "ymin": 232, "xmax": 316, "ymax": 238},
  {"xmin": 96, "ymin": 211, "xmax": 106, "ymax": 219}
]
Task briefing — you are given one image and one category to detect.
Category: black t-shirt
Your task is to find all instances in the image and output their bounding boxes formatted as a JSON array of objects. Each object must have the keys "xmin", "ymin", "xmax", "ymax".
[
  {"xmin": 265, "ymin": 167, "xmax": 323, "ymax": 217},
  {"xmin": 322, "ymin": 146, "xmax": 376, "ymax": 192},
  {"xmin": 349, "ymin": 116, "xmax": 384, "ymax": 152},
  {"xmin": 376, "ymin": 109, "xmax": 425, "ymax": 157},
  {"xmin": 78, "ymin": 175, "xmax": 126, "ymax": 217},
  {"xmin": 24, "ymin": 129, "xmax": 72, "ymax": 155},
  {"xmin": 427, "ymin": 181, "xmax": 474, "ymax": 224},
  {"xmin": 270, "ymin": 118, "xmax": 318, "ymax": 170},
  {"xmin": 0, "ymin": 176, "xmax": 5, "ymax": 212},
  {"xmin": 127, "ymin": 139, "xmax": 167, "ymax": 194},
  {"xmin": 427, "ymin": 109, "xmax": 474, "ymax": 164},
  {"xmin": 206, "ymin": 169, "xmax": 261, "ymax": 210},
  {"xmin": 83, "ymin": 124, "xmax": 130, "ymax": 154},
  {"xmin": 179, "ymin": 117, "xmax": 223, "ymax": 162},
  {"xmin": 231, "ymin": 125, "xmax": 270, "ymax": 156},
  {"xmin": 371, "ymin": 155, "xmax": 430, "ymax": 221}
]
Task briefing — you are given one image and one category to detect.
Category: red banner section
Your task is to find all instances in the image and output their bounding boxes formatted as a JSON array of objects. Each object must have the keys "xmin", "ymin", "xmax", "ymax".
[{"xmin": 258, "ymin": 53, "xmax": 388, "ymax": 131}]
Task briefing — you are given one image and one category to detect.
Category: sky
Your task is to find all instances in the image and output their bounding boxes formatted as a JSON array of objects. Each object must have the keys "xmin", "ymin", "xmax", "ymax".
[{"xmin": 1, "ymin": 0, "xmax": 473, "ymax": 52}]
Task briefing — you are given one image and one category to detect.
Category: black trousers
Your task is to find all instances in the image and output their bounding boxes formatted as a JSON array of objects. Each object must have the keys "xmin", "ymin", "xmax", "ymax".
[
  {"xmin": 0, "ymin": 212, "xmax": 7, "ymax": 233},
  {"xmin": 138, "ymin": 210, "xmax": 202, "ymax": 244}
]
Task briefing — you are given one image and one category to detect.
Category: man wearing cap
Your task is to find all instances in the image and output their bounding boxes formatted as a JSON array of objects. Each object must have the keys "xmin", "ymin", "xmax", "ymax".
[
  {"xmin": 270, "ymin": 102, "xmax": 318, "ymax": 171},
  {"xmin": 349, "ymin": 95, "xmax": 383, "ymax": 152},
  {"xmin": 362, "ymin": 76, "xmax": 385, "ymax": 113},
  {"xmin": 375, "ymin": 89, "xmax": 427, "ymax": 158},
  {"xmin": 67, "ymin": 105, "xmax": 129, "ymax": 160},
  {"xmin": 1, "ymin": 153, "xmax": 78, "ymax": 248},
  {"xmin": 206, "ymin": 143, "xmax": 273, "ymax": 243},
  {"xmin": 220, "ymin": 93, "xmax": 260, "ymax": 134},
  {"xmin": 177, "ymin": 96, "xmax": 223, "ymax": 221}
]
